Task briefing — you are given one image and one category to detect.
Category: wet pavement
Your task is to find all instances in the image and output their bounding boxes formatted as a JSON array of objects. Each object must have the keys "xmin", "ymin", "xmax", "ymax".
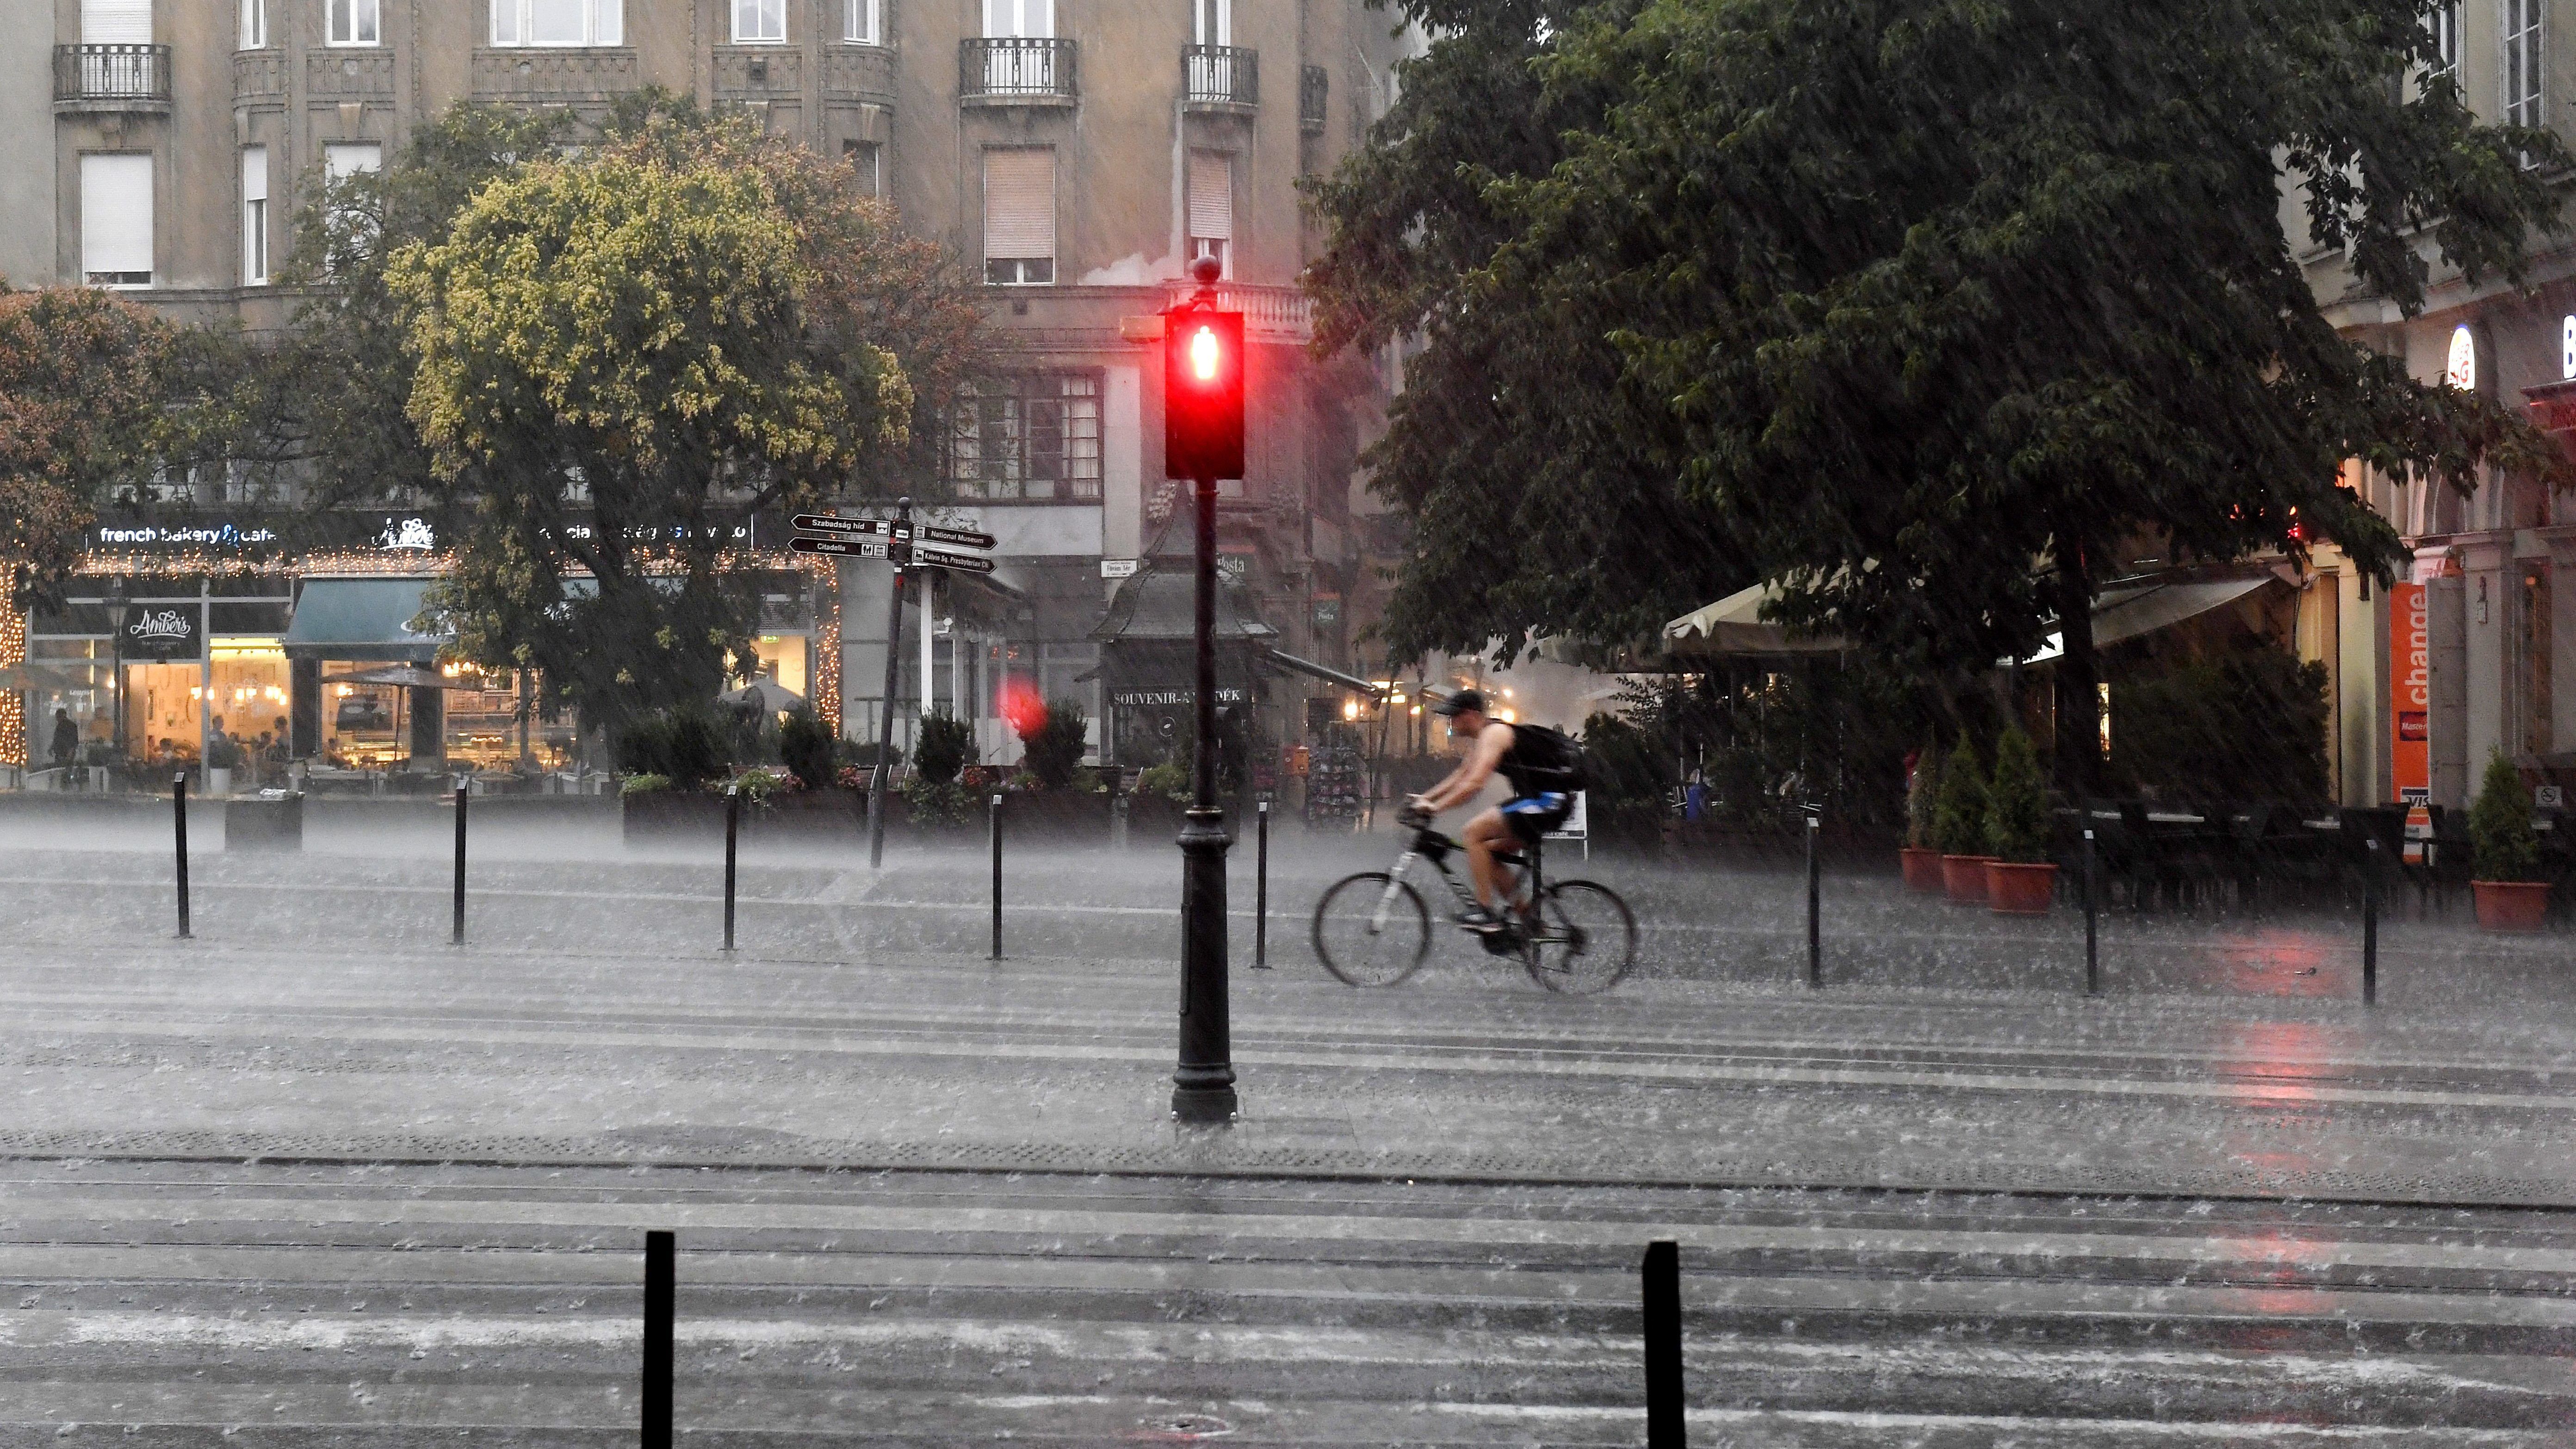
[{"xmin": 0, "ymin": 831, "xmax": 2571, "ymax": 1441}]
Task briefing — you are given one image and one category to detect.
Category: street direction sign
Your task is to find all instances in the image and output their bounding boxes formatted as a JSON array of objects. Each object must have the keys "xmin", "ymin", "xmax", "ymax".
[
  {"xmin": 919, "ymin": 525, "xmax": 997, "ymax": 550},
  {"xmin": 791, "ymin": 514, "xmax": 887, "ymax": 536},
  {"xmin": 789, "ymin": 536, "xmax": 889, "ymax": 559},
  {"xmin": 914, "ymin": 546, "xmax": 997, "ymax": 574}
]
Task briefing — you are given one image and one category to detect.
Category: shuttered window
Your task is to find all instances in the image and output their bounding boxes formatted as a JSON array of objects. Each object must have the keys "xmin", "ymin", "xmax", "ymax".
[
  {"xmin": 242, "ymin": 146, "xmax": 268, "ymax": 285},
  {"xmin": 1187, "ymin": 149, "xmax": 1232, "ymax": 275},
  {"xmin": 82, "ymin": 0, "xmax": 153, "ymax": 43},
  {"xmin": 80, "ymin": 154, "xmax": 153, "ymax": 288},
  {"xmin": 983, "ymin": 149, "xmax": 1055, "ymax": 285}
]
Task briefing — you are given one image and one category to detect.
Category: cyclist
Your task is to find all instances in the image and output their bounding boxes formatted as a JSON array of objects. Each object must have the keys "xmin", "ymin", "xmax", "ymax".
[{"xmin": 1407, "ymin": 689, "xmax": 1580, "ymax": 932}]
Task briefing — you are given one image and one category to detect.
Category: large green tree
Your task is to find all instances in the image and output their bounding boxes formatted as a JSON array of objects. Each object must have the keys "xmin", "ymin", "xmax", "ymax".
[
  {"xmin": 0, "ymin": 284, "xmax": 175, "ymax": 611},
  {"xmin": 1309, "ymin": 0, "xmax": 2571, "ymax": 792},
  {"xmin": 388, "ymin": 107, "xmax": 978, "ymax": 735}
]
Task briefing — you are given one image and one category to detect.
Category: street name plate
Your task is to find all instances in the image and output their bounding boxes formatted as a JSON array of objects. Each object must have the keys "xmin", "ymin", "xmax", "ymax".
[
  {"xmin": 790, "ymin": 514, "xmax": 887, "ymax": 536},
  {"xmin": 919, "ymin": 525, "xmax": 997, "ymax": 550},
  {"xmin": 914, "ymin": 546, "xmax": 997, "ymax": 574},
  {"xmin": 790, "ymin": 537, "xmax": 889, "ymax": 558}
]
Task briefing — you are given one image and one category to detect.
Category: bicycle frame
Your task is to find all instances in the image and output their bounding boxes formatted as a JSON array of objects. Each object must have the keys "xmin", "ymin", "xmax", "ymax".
[{"xmin": 1370, "ymin": 825, "xmax": 1544, "ymax": 933}]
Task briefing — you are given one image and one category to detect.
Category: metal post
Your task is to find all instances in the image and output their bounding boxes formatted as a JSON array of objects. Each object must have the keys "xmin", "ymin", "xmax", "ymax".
[
  {"xmin": 990, "ymin": 792, "xmax": 1003, "ymax": 961},
  {"xmin": 1254, "ymin": 798, "xmax": 1270, "ymax": 969},
  {"xmin": 1804, "ymin": 810, "xmax": 1821, "ymax": 989},
  {"xmin": 2083, "ymin": 828, "xmax": 2099, "ymax": 996},
  {"xmin": 1172, "ymin": 469, "xmax": 1238, "ymax": 1125},
  {"xmin": 722, "ymin": 784, "xmax": 739, "ymax": 952},
  {"xmin": 451, "ymin": 780, "xmax": 468, "ymax": 945},
  {"xmin": 1642, "ymin": 1239, "xmax": 1684, "ymax": 1448},
  {"xmin": 2363, "ymin": 836, "xmax": 2379, "ymax": 1008},
  {"xmin": 172, "ymin": 772, "xmax": 190, "ymax": 940},
  {"xmin": 642, "ymin": 1229, "xmax": 673, "ymax": 1449},
  {"xmin": 867, "ymin": 498, "xmax": 912, "ymax": 869}
]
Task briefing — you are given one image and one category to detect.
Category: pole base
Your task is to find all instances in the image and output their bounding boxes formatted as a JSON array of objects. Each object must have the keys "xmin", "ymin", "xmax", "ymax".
[{"xmin": 1170, "ymin": 1082, "xmax": 1239, "ymax": 1125}]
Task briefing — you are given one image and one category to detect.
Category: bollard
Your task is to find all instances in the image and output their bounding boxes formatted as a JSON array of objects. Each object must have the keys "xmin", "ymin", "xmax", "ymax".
[
  {"xmin": 451, "ymin": 780, "xmax": 468, "ymax": 946},
  {"xmin": 642, "ymin": 1229, "xmax": 674, "ymax": 1449},
  {"xmin": 2363, "ymin": 836, "xmax": 2379, "ymax": 1007},
  {"xmin": 990, "ymin": 793, "xmax": 1003, "ymax": 962},
  {"xmin": 723, "ymin": 784, "xmax": 739, "ymax": 953},
  {"xmin": 172, "ymin": 773, "xmax": 191, "ymax": 940},
  {"xmin": 1254, "ymin": 799, "xmax": 1270, "ymax": 969},
  {"xmin": 1642, "ymin": 1239, "xmax": 1684, "ymax": 1447},
  {"xmin": 1804, "ymin": 810, "xmax": 1821, "ymax": 989},
  {"xmin": 2083, "ymin": 828, "xmax": 2099, "ymax": 996}
]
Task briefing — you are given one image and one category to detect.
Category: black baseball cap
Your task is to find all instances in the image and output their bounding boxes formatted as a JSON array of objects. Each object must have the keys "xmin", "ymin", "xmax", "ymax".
[{"xmin": 1431, "ymin": 688, "xmax": 1486, "ymax": 717}]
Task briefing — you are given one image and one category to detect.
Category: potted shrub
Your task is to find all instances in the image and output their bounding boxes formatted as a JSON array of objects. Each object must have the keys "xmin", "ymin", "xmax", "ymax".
[
  {"xmin": 1982, "ymin": 726, "xmax": 2058, "ymax": 914},
  {"xmin": 1900, "ymin": 740, "xmax": 1944, "ymax": 892},
  {"xmin": 1932, "ymin": 736, "xmax": 1993, "ymax": 903},
  {"xmin": 2469, "ymin": 749, "xmax": 2550, "ymax": 932}
]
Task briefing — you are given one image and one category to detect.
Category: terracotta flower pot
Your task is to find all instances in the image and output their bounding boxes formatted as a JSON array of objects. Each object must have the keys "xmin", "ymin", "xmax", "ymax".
[
  {"xmin": 1986, "ymin": 860, "xmax": 2058, "ymax": 916},
  {"xmin": 2473, "ymin": 880, "xmax": 2552, "ymax": 933},
  {"xmin": 1900, "ymin": 846, "xmax": 1944, "ymax": 892},
  {"xmin": 1940, "ymin": 854, "xmax": 1997, "ymax": 903}
]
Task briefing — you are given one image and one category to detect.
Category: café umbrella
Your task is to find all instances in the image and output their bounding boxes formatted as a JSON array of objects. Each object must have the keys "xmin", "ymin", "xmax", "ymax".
[{"xmin": 717, "ymin": 677, "xmax": 806, "ymax": 712}]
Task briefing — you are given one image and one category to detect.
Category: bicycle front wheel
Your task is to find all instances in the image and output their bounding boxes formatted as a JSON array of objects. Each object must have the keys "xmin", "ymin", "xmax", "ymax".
[
  {"xmin": 1524, "ymin": 879, "xmax": 1635, "ymax": 994},
  {"xmin": 1312, "ymin": 872, "xmax": 1431, "ymax": 987}
]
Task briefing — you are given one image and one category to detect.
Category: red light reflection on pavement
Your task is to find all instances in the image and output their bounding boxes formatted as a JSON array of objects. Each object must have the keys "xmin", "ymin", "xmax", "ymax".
[{"xmin": 2195, "ymin": 926, "xmax": 2345, "ymax": 998}]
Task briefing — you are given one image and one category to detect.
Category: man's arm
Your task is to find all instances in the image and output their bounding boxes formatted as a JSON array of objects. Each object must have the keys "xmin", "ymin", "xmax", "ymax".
[{"xmin": 1420, "ymin": 723, "xmax": 1512, "ymax": 812}]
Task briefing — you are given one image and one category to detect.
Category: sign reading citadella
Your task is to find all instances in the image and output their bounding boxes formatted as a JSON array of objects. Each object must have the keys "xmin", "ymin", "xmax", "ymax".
[{"xmin": 2446, "ymin": 324, "xmax": 2476, "ymax": 390}]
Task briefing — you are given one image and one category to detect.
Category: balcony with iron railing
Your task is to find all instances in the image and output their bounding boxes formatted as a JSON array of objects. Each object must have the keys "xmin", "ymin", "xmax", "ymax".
[
  {"xmin": 1183, "ymin": 44, "xmax": 1257, "ymax": 111},
  {"xmin": 959, "ymin": 37, "xmax": 1076, "ymax": 105},
  {"xmin": 1299, "ymin": 64, "xmax": 1327, "ymax": 133},
  {"xmin": 54, "ymin": 43, "xmax": 173, "ymax": 114}
]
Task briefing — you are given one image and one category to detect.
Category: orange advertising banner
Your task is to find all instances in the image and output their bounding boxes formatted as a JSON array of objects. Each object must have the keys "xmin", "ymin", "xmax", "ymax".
[{"xmin": 2390, "ymin": 582, "xmax": 2430, "ymax": 804}]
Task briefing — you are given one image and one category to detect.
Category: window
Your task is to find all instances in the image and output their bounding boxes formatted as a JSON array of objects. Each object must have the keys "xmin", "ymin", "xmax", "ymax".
[
  {"xmin": 983, "ymin": 148, "xmax": 1055, "ymax": 285},
  {"xmin": 2429, "ymin": 1, "xmax": 2459, "ymax": 79},
  {"xmin": 1187, "ymin": 149, "xmax": 1232, "ymax": 277},
  {"xmin": 80, "ymin": 154, "xmax": 153, "ymax": 289},
  {"xmin": 239, "ymin": 0, "xmax": 265, "ymax": 47},
  {"xmin": 1195, "ymin": 0, "xmax": 1227, "ymax": 46},
  {"xmin": 492, "ymin": 0, "xmax": 621, "ymax": 45},
  {"xmin": 324, "ymin": 142, "xmax": 382, "ymax": 180},
  {"xmin": 984, "ymin": 0, "xmax": 1049, "ymax": 37},
  {"xmin": 842, "ymin": 139, "xmax": 882, "ymax": 197},
  {"xmin": 2504, "ymin": 0, "xmax": 2542, "ymax": 133},
  {"xmin": 844, "ymin": 0, "xmax": 879, "ymax": 43},
  {"xmin": 241, "ymin": 146, "xmax": 268, "ymax": 285},
  {"xmin": 949, "ymin": 375, "xmax": 1102, "ymax": 501},
  {"xmin": 327, "ymin": 0, "xmax": 378, "ymax": 44},
  {"xmin": 732, "ymin": 0, "xmax": 784, "ymax": 42},
  {"xmin": 81, "ymin": 0, "xmax": 151, "ymax": 43}
]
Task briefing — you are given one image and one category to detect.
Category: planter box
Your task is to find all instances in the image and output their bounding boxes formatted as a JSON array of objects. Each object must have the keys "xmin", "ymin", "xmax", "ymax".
[
  {"xmin": 621, "ymin": 791, "xmax": 724, "ymax": 842},
  {"xmin": 225, "ymin": 792, "xmax": 303, "ymax": 852},
  {"xmin": 745, "ymin": 788, "xmax": 865, "ymax": 837},
  {"xmin": 2473, "ymin": 879, "xmax": 2551, "ymax": 933},
  {"xmin": 1900, "ymin": 846, "xmax": 1943, "ymax": 892},
  {"xmin": 1985, "ymin": 860, "xmax": 2057, "ymax": 915},
  {"xmin": 997, "ymin": 790, "xmax": 1116, "ymax": 842},
  {"xmin": 1941, "ymin": 854, "xmax": 1997, "ymax": 904}
]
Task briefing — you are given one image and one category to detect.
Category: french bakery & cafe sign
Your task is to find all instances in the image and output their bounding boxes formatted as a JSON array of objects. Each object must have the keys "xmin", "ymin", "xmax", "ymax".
[{"xmin": 121, "ymin": 605, "xmax": 202, "ymax": 660}]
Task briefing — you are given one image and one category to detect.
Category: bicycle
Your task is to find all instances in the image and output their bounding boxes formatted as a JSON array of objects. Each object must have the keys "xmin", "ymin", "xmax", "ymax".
[{"xmin": 1310, "ymin": 806, "xmax": 1636, "ymax": 993}]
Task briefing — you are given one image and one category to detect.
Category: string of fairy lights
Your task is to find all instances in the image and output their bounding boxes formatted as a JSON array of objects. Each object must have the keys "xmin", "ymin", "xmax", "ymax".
[{"xmin": 0, "ymin": 548, "xmax": 846, "ymax": 768}]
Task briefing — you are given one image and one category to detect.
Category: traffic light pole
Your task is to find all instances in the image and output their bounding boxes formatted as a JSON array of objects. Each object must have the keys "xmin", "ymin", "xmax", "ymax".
[
  {"xmin": 1172, "ymin": 466, "xmax": 1238, "ymax": 1125},
  {"xmin": 866, "ymin": 496, "xmax": 911, "ymax": 869}
]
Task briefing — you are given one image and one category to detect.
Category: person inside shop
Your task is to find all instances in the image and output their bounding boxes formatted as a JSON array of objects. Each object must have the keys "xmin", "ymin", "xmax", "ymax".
[{"xmin": 48, "ymin": 708, "xmax": 76, "ymax": 772}]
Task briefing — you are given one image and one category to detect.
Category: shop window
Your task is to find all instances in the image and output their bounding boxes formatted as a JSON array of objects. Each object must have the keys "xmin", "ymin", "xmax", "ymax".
[{"xmin": 948, "ymin": 373, "xmax": 1101, "ymax": 501}]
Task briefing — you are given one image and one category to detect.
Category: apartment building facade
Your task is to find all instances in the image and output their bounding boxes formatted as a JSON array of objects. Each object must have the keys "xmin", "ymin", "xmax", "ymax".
[
  {"xmin": 5, "ymin": 0, "xmax": 1413, "ymax": 773},
  {"xmin": 2292, "ymin": 0, "xmax": 2576, "ymax": 811}
]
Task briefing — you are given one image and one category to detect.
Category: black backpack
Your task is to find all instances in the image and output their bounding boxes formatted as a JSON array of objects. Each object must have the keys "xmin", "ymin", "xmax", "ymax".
[{"xmin": 1506, "ymin": 723, "xmax": 1592, "ymax": 794}]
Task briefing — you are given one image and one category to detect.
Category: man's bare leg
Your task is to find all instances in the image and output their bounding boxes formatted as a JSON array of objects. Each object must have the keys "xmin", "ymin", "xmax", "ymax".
[{"xmin": 1463, "ymin": 809, "xmax": 1509, "ymax": 910}]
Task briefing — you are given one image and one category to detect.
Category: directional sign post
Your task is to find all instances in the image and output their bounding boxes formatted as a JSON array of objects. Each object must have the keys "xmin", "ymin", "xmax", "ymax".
[{"xmin": 790, "ymin": 502, "xmax": 996, "ymax": 869}]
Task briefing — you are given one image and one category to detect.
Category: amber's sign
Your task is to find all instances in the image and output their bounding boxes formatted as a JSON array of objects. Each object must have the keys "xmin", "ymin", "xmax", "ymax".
[{"xmin": 2389, "ymin": 582, "xmax": 2430, "ymax": 805}]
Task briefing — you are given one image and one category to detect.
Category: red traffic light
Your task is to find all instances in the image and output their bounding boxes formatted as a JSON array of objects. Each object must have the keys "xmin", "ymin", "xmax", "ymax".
[{"xmin": 1164, "ymin": 307, "xmax": 1245, "ymax": 482}]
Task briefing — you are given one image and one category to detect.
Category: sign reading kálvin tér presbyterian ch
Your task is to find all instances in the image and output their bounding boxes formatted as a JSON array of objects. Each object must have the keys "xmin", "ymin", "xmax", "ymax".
[{"xmin": 121, "ymin": 605, "xmax": 201, "ymax": 660}]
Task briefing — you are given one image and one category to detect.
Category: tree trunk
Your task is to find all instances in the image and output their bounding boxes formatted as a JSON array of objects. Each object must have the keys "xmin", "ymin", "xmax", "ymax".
[{"xmin": 2051, "ymin": 545, "xmax": 2100, "ymax": 801}]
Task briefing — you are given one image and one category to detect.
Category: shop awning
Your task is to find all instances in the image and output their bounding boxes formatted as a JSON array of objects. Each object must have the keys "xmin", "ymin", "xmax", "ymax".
[
  {"xmin": 2013, "ymin": 576, "xmax": 2280, "ymax": 665},
  {"xmin": 1661, "ymin": 581, "xmax": 1850, "ymax": 656},
  {"xmin": 281, "ymin": 578, "xmax": 443, "ymax": 662},
  {"xmin": 1088, "ymin": 564, "xmax": 1276, "ymax": 645}
]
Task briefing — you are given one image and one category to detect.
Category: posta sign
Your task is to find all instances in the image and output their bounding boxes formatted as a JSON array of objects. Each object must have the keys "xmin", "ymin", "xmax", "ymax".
[
  {"xmin": 2446, "ymin": 325, "xmax": 2476, "ymax": 391},
  {"xmin": 2389, "ymin": 582, "xmax": 2430, "ymax": 804}
]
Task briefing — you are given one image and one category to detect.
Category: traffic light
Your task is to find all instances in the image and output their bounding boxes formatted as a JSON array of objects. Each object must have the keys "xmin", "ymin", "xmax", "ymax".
[{"xmin": 1164, "ymin": 306, "xmax": 1245, "ymax": 482}]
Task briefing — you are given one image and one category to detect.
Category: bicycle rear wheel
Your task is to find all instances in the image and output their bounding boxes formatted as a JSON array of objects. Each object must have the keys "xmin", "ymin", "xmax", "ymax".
[
  {"xmin": 1312, "ymin": 872, "xmax": 1430, "ymax": 987},
  {"xmin": 1523, "ymin": 879, "xmax": 1635, "ymax": 994}
]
